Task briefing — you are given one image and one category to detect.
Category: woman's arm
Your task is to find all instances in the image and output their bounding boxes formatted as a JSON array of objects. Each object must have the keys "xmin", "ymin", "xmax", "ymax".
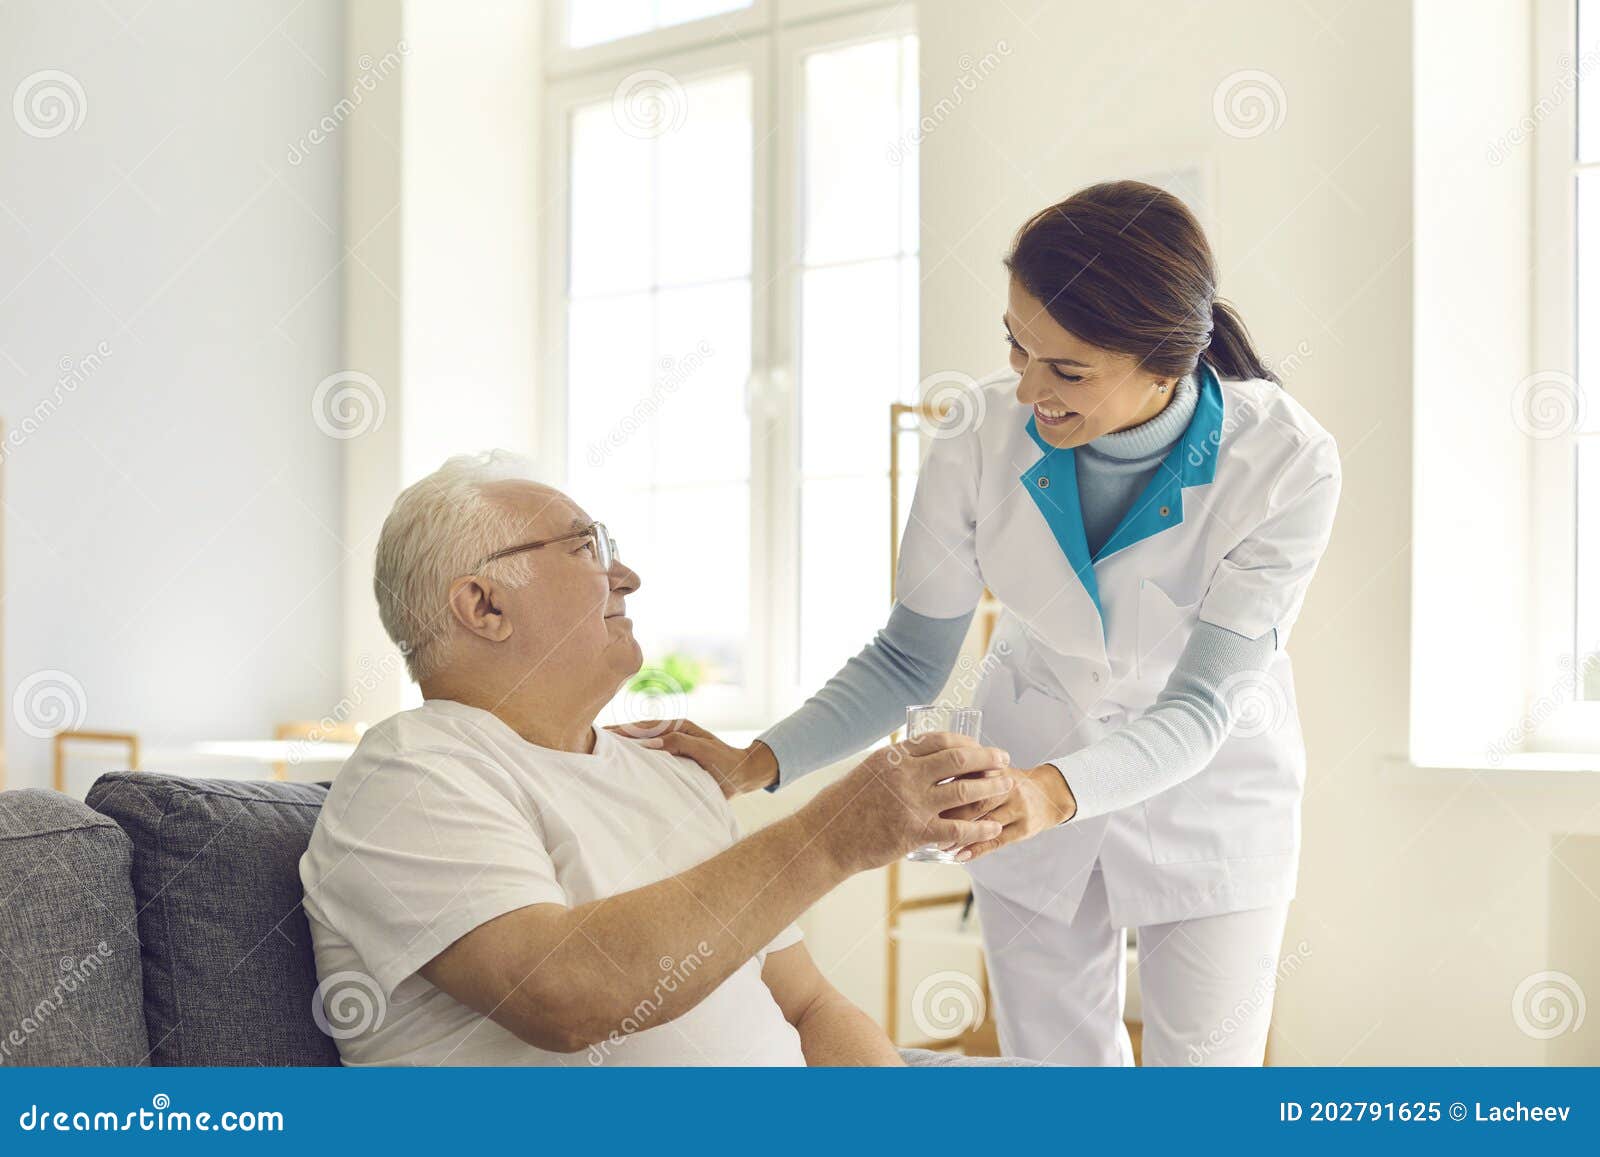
[
  {"xmin": 649, "ymin": 602, "xmax": 973, "ymax": 794},
  {"xmin": 757, "ymin": 602, "xmax": 974, "ymax": 788},
  {"xmin": 1049, "ymin": 620, "xmax": 1277, "ymax": 819},
  {"xmin": 960, "ymin": 431, "xmax": 1340, "ymax": 856},
  {"xmin": 653, "ymin": 422, "xmax": 987, "ymax": 795},
  {"xmin": 955, "ymin": 620, "xmax": 1277, "ymax": 856}
]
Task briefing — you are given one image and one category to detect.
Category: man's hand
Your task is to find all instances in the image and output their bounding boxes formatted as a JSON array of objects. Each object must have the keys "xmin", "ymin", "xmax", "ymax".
[
  {"xmin": 800, "ymin": 732, "xmax": 1012, "ymax": 874},
  {"xmin": 612, "ymin": 719, "xmax": 778, "ymax": 798},
  {"xmin": 943, "ymin": 763, "xmax": 1077, "ymax": 860}
]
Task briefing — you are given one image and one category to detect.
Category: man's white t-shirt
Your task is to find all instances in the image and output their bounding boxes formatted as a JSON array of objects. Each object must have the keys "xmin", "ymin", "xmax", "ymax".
[{"xmin": 299, "ymin": 699, "xmax": 805, "ymax": 1066}]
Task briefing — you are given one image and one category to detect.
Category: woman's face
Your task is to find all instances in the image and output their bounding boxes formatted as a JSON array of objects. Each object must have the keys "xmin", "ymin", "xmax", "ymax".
[{"xmin": 1004, "ymin": 278, "xmax": 1179, "ymax": 449}]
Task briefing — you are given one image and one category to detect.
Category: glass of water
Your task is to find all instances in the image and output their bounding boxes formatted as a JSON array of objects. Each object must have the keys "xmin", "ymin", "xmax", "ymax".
[{"xmin": 903, "ymin": 704, "xmax": 983, "ymax": 864}]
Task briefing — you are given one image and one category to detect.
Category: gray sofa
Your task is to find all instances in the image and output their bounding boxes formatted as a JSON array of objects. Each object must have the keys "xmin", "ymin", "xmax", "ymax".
[{"xmin": 0, "ymin": 772, "xmax": 1020, "ymax": 1067}]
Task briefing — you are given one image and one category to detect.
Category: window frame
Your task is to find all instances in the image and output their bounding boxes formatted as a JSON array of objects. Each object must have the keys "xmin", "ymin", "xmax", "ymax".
[{"xmin": 541, "ymin": 1, "xmax": 918, "ymax": 728}]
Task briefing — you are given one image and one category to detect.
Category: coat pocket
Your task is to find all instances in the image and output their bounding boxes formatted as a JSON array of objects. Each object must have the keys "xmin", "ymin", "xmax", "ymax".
[{"xmin": 1143, "ymin": 729, "xmax": 1302, "ymax": 865}]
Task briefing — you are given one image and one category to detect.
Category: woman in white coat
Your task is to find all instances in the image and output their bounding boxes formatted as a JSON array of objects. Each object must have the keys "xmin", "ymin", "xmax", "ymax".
[{"xmin": 651, "ymin": 181, "xmax": 1341, "ymax": 1066}]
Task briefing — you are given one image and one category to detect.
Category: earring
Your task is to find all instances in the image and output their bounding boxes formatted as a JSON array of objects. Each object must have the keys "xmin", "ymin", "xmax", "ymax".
[{"xmin": 1156, "ymin": 383, "xmax": 1168, "ymax": 393}]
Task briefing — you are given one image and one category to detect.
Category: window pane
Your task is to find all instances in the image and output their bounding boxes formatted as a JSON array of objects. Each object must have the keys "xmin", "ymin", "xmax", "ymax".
[
  {"xmin": 1580, "ymin": 169, "xmax": 1600, "ymax": 700},
  {"xmin": 1578, "ymin": 171, "xmax": 1600, "ymax": 432},
  {"xmin": 1578, "ymin": 439, "xmax": 1600, "ymax": 699},
  {"xmin": 800, "ymin": 477, "xmax": 890, "ymax": 690},
  {"xmin": 566, "ymin": 0, "xmax": 751, "ymax": 49},
  {"xmin": 657, "ymin": 71, "xmax": 752, "ymax": 285},
  {"xmin": 657, "ymin": 0, "xmax": 749, "ymax": 31},
  {"xmin": 570, "ymin": 104, "xmax": 654, "ymax": 296},
  {"xmin": 566, "ymin": 68, "xmax": 754, "ymax": 699},
  {"xmin": 800, "ymin": 258, "xmax": 907, "ymax": 476},
  {"xmin": 626, "ymin": 482, "xmax": 752, "ymax": 685},
  {"xmin": 567, "ymin": 292, "xmax": 656, "ymax": 493},
  {"xmin": 898, "ymin": 35, "xmax": 920, "ymax": 255},
  {"xmin": 803, "ymin": 36, "xmax": 917, "ymax": 265},
  {"xmin": 654, "ymin": 280, "xmax": 751, "ymax": 484},
  {"xmin": 796, "ymin": 34, "xmax": 919, "ymax": 686},
  {"xmin": 1581, "ymin": 0, "xmax": 1600, "ymax": 162}
]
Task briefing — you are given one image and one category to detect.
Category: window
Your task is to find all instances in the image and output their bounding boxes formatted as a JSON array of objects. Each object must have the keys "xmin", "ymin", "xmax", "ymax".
[
  {"xmin": 1575, "ymin": 0, "xmax": 1600, "ymax": 700},
  {"xmin": 1520, "ymin": 0, "xmax": 1600, "ymax": 757},
  {"xmin": 562, "ymin": 67, "xmax": 756, "ymax": 718},
  {"xmin": 795, "ymin": 32, "xmax": 920, "ymax": 691},
  {"xmin": 545, "ymin": 6, "xmax": 919, "ymax": 727}
]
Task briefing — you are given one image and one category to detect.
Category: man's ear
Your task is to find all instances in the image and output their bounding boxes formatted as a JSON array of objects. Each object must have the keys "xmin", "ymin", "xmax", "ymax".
[{"xmin": 447, "ymin": 576, "xmax": 513, "ymax": 643}]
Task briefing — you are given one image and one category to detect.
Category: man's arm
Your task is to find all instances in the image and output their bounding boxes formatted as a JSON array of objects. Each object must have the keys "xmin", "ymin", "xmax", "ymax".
[
  {"xmin": 419, "ymin": 735, "xmax": 1009, "ymax": 1054},
  {"xmin": 420, "ymin": 813, "xmax": 848, "ymax": 1054},
  {"xmin": 762, "ymin": 942, "xmax": 903, "ymax": 1066}
]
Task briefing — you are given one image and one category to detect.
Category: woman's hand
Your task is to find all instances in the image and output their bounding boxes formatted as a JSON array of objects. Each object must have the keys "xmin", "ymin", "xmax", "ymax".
[
  {"xmin": 613, "ymin": 719, "xmax": 779, "ymax": 798},
  {"xmin": 941, "ymin": 763, "xmax": 1077, "ymax": 859}
]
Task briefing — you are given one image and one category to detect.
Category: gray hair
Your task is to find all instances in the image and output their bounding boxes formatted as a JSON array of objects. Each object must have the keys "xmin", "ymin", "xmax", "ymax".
[{"xmin": 374, "ymin": 450, "xmax": 540, "ymax": 681}]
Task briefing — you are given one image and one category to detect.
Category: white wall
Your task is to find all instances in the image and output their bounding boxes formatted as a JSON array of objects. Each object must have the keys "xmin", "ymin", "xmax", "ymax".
[
  {"xmin": 905, "ymin": 0, "xmax": 1600, "ymax": 1064},
  {"xmin": 0, "ymin": 0, "xmax": 346, "ymax": 791},
  {"xmin": 400, "ymin": 0, "xmax": 540, "ymax": 485}
]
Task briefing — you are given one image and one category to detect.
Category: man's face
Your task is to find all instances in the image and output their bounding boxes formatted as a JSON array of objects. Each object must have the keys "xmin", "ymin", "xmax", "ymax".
[{"xmin": 481, "ymin": 481, "xmax": 643, "ymax": 702}]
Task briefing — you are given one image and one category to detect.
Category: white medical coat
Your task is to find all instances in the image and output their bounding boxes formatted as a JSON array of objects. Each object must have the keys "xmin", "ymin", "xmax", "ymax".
[{"xmin": 896, "ymin": 363, "xmax": 1341, "ymax": 927}]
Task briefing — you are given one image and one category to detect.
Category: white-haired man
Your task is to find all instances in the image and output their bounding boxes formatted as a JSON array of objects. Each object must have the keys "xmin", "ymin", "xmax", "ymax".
[{"xmin": 300, "ymin": 452, "xmax": 1011, "ymax": 1065}]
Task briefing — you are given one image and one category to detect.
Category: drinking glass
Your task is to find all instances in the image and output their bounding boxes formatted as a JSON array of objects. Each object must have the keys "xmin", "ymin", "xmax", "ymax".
[{"xmin": 903, "ymin": 704, "xmax": 983, "ymax": 864}]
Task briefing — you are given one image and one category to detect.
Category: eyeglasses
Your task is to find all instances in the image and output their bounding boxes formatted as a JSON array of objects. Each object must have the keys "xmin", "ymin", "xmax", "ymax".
[{"xmin": 478, "ymin": 521, "xmax": 618, "ymax": 572}]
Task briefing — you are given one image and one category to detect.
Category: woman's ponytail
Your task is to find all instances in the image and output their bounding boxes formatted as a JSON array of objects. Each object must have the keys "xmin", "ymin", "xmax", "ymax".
[{"xmin": 1203, "ymin": 298, "xmax": 1279, "ymax": 385}]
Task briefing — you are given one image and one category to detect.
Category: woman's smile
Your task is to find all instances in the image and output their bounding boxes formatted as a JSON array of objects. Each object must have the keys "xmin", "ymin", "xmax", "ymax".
[{"xmin": 1033, "ymin": 401, "xmax": 1080, "ymax": 426}]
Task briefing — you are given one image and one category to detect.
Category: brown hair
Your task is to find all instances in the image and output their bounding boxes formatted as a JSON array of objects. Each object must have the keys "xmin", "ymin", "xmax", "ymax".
[{"xmin": 1004, "ymin": 180, "xmax": 1278, "ymax": 385}]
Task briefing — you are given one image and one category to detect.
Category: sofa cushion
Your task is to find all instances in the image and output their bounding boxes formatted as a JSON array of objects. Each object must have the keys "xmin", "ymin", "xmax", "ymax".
[
  {"xmin": 0, "ymin": 788, "xmax": 150, "ymax": 1065},
  {"xmin": 86, "ymin": 772, "xmax": 339, "ymax": 1066}
]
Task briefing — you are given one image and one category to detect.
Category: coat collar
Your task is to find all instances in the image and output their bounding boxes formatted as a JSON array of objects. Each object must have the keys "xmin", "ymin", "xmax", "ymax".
[{"xmin": 1018, "ymin": 363, "xmax": 1226, "ymax": 626}]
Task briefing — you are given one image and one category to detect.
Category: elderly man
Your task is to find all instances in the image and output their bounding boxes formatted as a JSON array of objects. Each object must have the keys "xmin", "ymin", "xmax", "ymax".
[{"xmin": 299, "ymin": 452, "xmax": 1011, "ymax": 1066}]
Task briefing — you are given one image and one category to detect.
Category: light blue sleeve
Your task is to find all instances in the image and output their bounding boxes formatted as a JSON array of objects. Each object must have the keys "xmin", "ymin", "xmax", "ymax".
[
  {"xmin": 757, "ymin": 602, "xmax": 974, "ymax": 789},
  {"xmin": 1049, "ymin": 621, "xmax": 1278, "ymax": 820}
]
